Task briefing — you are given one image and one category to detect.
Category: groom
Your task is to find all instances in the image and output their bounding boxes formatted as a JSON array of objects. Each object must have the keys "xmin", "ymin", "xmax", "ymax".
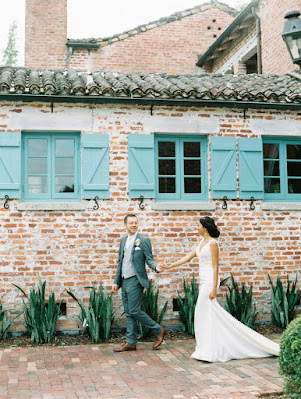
[{"xmin": 112, "ymin": 213, "xmax": 166, "ymax": 352}]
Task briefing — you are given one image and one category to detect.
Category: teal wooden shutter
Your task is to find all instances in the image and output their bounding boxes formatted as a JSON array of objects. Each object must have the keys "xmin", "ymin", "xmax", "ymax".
[
  {"xmin": 211, "ymin": 136, "xmax": 236, "ymax": 199},
  {"xmin": 0, "ymin": 132, "xmax": 21, "ymax": 198},
  {"xmin": 238, "ymin": 138, "xmax": 264, "ymax": 199},
  {"xmin": 128, "ymin": 134, "xmax": 155, "ymax": 198},
  {"xmin": 82, "ymin": 134, "xmax": 109, "ymax": 199}
]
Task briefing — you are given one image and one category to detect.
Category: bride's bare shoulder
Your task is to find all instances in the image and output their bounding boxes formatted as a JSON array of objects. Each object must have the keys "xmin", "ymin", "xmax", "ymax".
[{"xmin": 210, "ymin": 240, "xmax": 219, "ymax": 249}]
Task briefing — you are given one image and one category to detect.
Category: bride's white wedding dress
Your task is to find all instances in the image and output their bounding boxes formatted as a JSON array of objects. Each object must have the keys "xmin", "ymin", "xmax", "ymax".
[{"xmin": 191, "ymin": 239, "xmax": 280, "ymax": 362}]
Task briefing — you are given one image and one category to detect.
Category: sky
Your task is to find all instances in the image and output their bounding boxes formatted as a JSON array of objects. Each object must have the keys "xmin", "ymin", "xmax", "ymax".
[{"xmin": 0, "ymin": 0, "xmax": 250, "ymax": 65}]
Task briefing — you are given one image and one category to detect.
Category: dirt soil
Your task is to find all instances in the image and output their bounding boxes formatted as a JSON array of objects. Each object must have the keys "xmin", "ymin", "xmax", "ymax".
[{"xmin": 0, "ymin": 324, "xmax": 284, "ymax": 348}]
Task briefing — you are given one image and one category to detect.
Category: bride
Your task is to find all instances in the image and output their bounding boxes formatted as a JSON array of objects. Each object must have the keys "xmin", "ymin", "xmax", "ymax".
[{"xmin": 163, "ymin": 216, "xmax": 280, "ymax": 362}]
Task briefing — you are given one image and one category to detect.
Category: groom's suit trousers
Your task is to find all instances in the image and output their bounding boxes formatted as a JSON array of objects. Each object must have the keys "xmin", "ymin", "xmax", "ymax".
[{"xmin": 121, "ymin": 276, "xmax": 162, "ymax": 345}]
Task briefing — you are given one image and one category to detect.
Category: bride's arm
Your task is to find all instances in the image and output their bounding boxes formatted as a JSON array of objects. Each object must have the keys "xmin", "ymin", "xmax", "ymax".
[
  {"xmin": 164, "ymin": 246, "xmax": 197, "ymax": 270},
  {"xmin": 209, "ymin": 241, "xmax": 219, "ymax": 300}
]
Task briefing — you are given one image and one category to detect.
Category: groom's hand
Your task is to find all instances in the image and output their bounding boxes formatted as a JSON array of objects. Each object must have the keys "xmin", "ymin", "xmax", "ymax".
[
  {"xmin": 112, "ymin": 284, "xmax": 119, "ymax": 294},
  {"xmin": 156, "ymin": 263, "xmax": 164, "ymax": 273}
]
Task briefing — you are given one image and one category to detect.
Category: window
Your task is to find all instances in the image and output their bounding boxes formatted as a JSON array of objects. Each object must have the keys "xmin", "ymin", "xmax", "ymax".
[
  {"xmin": 155, "ymin": 136, "xmax": 207, "ymax": 201},
  {"xmin": 22, "ymin": 133, "xmax": 80, "ymax": 201},
  {"xmin": 263, "ymin": 138, "xmax": 301, "ymax": 201}
]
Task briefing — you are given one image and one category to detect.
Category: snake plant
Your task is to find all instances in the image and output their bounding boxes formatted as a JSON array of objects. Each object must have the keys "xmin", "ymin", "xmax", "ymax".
[
  {"xmin": 177, "ymin": 275, "xmax": 199, "ymax": 336},
  {"xmin": 68, "ymin": 283, "xmax": 113, "ymax": 343},
  {"xmin": 224, "ymin": 274, "xmax": 259, "ymax": 330},
  {"xmin": 268, "ymin": 274, "xmax": 301, "ymax": 328},
  {"xmin": 13, "ymin": 276, "xmax": 62, "ymax": 343},
  {"xmin": 137, "ymin": 280, "xmax": 168, "ymax": 339}
]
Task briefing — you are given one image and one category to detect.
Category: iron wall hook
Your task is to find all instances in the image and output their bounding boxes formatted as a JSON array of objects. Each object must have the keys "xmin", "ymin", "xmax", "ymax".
[
  {"xmin": 222, "ymin": 196, "xmax": 227, "ymax": 210},
  {"xmin": 4, "ymin": 195, "xmax": 9, "ymax": 209},
  {"xmin": 139, "ymin": 195, "xmax": 145, "ymax": 210},
  {"xmin": 93, "ymin": 196, "xmax": 99, "ymax": 210},
  {"xmin": 250, "ymin": 196, "xmax": 255, "ymax": 210}
]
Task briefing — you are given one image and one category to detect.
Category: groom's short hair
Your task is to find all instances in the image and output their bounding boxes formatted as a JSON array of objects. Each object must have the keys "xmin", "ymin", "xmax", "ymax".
[{"xmin": 124, "ymin": 213, "xmax": 137, "ymax": 224}]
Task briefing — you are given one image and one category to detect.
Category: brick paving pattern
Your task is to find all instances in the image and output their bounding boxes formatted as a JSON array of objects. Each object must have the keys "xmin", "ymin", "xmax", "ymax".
[{"xmin": 0, "ymin": 334, "xmax": 282, "ymax": 399}]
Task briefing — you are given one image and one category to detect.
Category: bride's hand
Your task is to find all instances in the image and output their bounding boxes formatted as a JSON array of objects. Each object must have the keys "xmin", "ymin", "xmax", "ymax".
[
  {"xmin": 209, "ymin": 289, "xmax": 217, "ymax": 300},
  {"xmin": 164, "ymin": 263, "xmax": 176, "ymax": 269}
]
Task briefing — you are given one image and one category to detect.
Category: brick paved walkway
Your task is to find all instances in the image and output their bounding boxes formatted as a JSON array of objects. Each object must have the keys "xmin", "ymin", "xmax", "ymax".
[{"xmin": 0, "ymin": 334, "xmax": 282, "ymax": 399}]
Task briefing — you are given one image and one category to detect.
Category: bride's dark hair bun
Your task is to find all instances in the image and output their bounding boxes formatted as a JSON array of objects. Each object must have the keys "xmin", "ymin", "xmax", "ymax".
[{"xmin": 199, "ymin": 216, "xmax": 220, "ymax": 238}]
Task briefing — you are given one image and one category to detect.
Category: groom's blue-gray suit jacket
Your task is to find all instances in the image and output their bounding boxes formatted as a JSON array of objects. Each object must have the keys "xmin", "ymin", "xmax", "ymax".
[{"xmin": 114, "ymin": 233, "xmax": 158, "ymax": 289}]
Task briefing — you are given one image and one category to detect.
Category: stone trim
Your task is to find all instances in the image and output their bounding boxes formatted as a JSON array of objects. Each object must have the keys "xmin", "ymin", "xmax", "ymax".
[
  {"xmin": 151, "ymin": 202, "xmax": 216, "ymax": 211},
  {"xmin": 261, "ymin": 202, "xmax": 301, "ymax": 211},
  {"xmin": 17, "ymin": 202, "xmax": 86, "ymax": 211}
]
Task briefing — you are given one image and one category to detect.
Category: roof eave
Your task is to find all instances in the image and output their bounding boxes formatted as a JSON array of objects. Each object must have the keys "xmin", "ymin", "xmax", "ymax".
[
  {"xmin": 0, "ymin": 94, "xmax": 299, "ymax": 111},
  {"xmin": 196, "ymin": 0, "xmax": 259, "ymax": 68}
]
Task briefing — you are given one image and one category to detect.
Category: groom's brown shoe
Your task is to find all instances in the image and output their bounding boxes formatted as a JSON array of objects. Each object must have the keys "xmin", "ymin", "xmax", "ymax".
[
  {"xmin": 113, "ymin": 343, "xmax": 136, "ymax": 352},
  {"xmin": 153, "ymin": 327, "xmax": 166, "ymax": 349}
]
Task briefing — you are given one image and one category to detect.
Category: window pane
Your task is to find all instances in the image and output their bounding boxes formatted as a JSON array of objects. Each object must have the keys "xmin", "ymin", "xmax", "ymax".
[
  {"xmin": 184, "ymin": 160, "xmax": 201, "ymax": 175},
  {"xmin": 158, "ymin": 142, "xmax": 175, "ymax": 157},
  {"xmin": 287, "ymin": 144, "xmax": 301, "ymax": 160},
  {"xmin": 56, "ymin": 176, "xmax": 74, "ymax": 193},
  {"xmin": 56, "ymin": 158, "xmax": 74, "ymax": 174},
  {"xmin": 159, "ymin": 159, "xmax": 175, "ymax": 175},
  {"xmin": 159, "ymin": 177, "xmax": 175, "ymax": 193},
  {"xmin": 264, "ymin": 178, "xmax": 280, "ymax": 193},
  {"xmin": 184, "ymin": 142, "xmax": 200, "ymax": 157},
  {"xmin": 28, "ymin": 176, "xmax": 47, "ymax": 193},
  {"xmin": 288, "ymin": 179, "xmax": 301, "ymax": 194},
  {"xmin": 28, "ymin": 158, "xmax": 47, "ymax": 174},
  {"xmin": 55, "ymin": 139, "xmax": 74, "ymax": 157},
  {"xmin": 287, "ymin": 162, "xmax": 301, "ymax": 177},
  {"xmin": 263, "ymin": 143, "xmax": 279, "ymax": 159},
  {"xmin": 264, "ymin": 160, "xmax": 279, "ymax": 176},
  {"xmin": 184, "ymin": 178, "xmax": 201, "ymax": 193},
  {"xmin": 28, "ymin": 139, "xmax": 47, "ymax": 157}
]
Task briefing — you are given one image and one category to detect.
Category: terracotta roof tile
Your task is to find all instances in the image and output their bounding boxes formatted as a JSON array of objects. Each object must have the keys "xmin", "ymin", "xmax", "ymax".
[{"xmin": 0, "ymin": 67, "xmax": 300, "ymax": 106}]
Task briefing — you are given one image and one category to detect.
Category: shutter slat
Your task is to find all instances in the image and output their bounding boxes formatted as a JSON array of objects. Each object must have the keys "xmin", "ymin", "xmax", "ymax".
[
  {"xmin": 82, "ymin": 134, "xmax": 110, "ymax": 199},
  {"xmin": 0, "ymin": 132, "xmax": 21, "ymax": 198},
  {"xmin": 238, "ymin": 138, "xmax": 264, "ymax": 199},
  {"xmin": 211, "ymin": 136, "xmax": 236, "ymax": 199},
  {"xmin": 128, "ymin": 134, "xmax": 155, "ymax": 198}
]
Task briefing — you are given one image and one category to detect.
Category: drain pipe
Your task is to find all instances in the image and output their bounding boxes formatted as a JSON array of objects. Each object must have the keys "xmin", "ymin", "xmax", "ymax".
[
  {"xmin": 252, "ymin": 6, "xmax": 262, "ymax": 74},
  {"xmin": 66, "ymin": 46, "xmax": 73, "ymax": 69}
]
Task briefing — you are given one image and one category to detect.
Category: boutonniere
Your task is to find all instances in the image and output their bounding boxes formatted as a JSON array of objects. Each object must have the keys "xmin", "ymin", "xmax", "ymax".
[{"xmin": 134, "ymin": 238, "xmax": 141, "ymax": 250}]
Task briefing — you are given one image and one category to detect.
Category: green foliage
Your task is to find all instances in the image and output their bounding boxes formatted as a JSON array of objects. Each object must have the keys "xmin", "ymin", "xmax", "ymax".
[
  {"xmin": 279, "ymin": 315, "xmax": 301, "ymax": 398},
  {"xmin": 13, "ymin": 277, "xmax": 62, "ymax": 344},
  {"xmin": 67, "ymin": 284, "xmax": 113, "ymax": 343},
  {"xmin": 137, "ymin": 280, "xmax": 168, "ymax": 339},
  {"xmin": 0, "ymin": 298, "xmax": 22, "ymax": 341},
  {"xmin": 268, "ymin": 274, "xmax": 301, "ymax": 328},
  {"xmin": 2, "ymin": 21, "xmax": 18, "ymax": 66},
  {"xmin": 224, "ymin": 274, "xmax": 259, "ymax": 329},
  {"xmin": 177, "ymin": 276, "xmax": 199, "ymax": 336}
]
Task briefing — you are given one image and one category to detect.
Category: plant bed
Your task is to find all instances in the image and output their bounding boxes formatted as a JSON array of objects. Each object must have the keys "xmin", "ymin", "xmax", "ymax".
[
  {"xmin": 0, "ymin": 330, "xmax": 192, "ymax": 347},
  {"xmin": 0, "ymin": 323, "xmax": 283, "ymax": 348}
]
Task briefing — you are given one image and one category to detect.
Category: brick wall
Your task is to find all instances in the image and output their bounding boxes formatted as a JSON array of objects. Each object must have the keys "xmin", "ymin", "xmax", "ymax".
[
  {"xmin": 25, "ymin": 0, "xmax": 68, "ymax": 69},
  {"xmin": 203, "ymin": 0, "xmax": 300, "ymax": 74},
  {"xmin": 69, "ymin": 7, "xmax": 234, "ymax": 74},
  {"xmin": 0, "ymin": 102, "xmax": 300, "ymax": 333},
  {"xmin": 211, "ymin": 26, "xmax": 257, "ymax": 73},
  {"xmin": 258, "ymin": 0, "xmax": 300, "ymax": 74},
  {"xmin": 24, "ymin": 2, "xmax": 234, "ymax": 73}
]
